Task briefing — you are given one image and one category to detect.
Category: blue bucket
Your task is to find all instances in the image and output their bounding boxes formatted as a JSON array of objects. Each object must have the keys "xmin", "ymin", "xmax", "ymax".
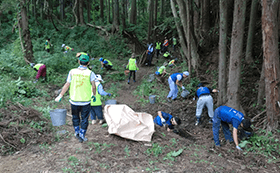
[
  {"xmin": 49, "ymin": 109, "xmax": 67, "ymax": 126},
  {"xmin": 149, "ymin": 95, "xmax": 156, "ymax": 104},
  {"xmin": 105, "ymin": 99, "xmax": 117, "ymax": 105}
]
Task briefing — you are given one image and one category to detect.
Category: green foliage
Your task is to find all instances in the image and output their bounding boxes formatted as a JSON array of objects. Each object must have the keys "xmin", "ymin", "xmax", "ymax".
[
  {"xmin": 145, "ymin": 143, "xmax": 164, "ymax": 157},
  {"xmin": 163, "ymin": 148, "xmax": 184, "ymax": 161},
  {"xmin": 239, "ymin": 129, "xmax": 280, "ymax": 163}
]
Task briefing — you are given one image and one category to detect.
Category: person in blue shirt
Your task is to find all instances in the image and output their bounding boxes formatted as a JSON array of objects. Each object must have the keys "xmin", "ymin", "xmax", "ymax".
[
  {"xmin": 213, "ymin": 105, "xmax": 252, "ymax": 150},
  {"xmin": 167, "ymin": 71, "xmax": 189, "ymax": 102},
  {"xmin": 90, "ymin": 74, "xmax": 112, "ymax": 125},
  {"xmin": 146, "ymin": 43, "xmax": 154, "ymax": 66},
  {"xmin": 154, "ymin": 111, "xmax": 181, "ymax": 132},
  {"xmin": 194, "ymin": 83, "xmax": 219, "ymax": 126}
]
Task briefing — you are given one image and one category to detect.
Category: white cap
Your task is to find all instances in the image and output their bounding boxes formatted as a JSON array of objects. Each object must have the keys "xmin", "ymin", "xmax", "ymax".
[
  {"xmin": 183, "ymin": 71, "xmax": 189, "ymax": 76},
  {"xmin": 62, "ymin": 44, "xmax": 65, "ymax": 47},
  {"xmin": 95, "ymin": 74, "xmax": 104, "ymax": 82}
]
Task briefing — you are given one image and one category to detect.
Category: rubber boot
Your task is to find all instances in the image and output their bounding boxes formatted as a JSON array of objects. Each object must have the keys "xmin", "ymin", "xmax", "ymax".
[
  {"xmin": 79, "ymin": 129, "xmax": 88, "ymax": 142},
  {"xmin": 74, "ymin": 126, "xmax": 83, "ymax": 142},
  {"xmin": 195, "ymin": 118, "xmax": 200, "ymax": 126}
]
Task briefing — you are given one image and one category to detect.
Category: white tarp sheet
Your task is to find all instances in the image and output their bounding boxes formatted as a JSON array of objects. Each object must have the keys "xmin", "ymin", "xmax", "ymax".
[{"xmin": 104, "ymin": 104, "xmax": 155, "ymax": 142}]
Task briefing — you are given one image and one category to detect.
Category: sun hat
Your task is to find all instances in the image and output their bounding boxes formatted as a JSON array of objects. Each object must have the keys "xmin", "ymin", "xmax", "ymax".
[
  {"xmin": 95, "ymin": 74, "xmax": 104, "ymax": 82},
  {"xmin": 30, "ymin": 63, "xmax": 35, "ymax": 68},
  {"xmin": 61, "ymin": 44, "xmax": 65, "ymax": 47},
  {"xmin": 183, "ymin": 71, "xmax": 189, "ymax": 76},
  {"xmin": 79, "ymin": 54, "xmax": 89, "ymax": 62}
]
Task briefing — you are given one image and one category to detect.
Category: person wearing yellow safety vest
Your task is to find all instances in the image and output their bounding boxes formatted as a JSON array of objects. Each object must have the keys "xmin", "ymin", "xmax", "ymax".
[
  {"xmin": 172, "ymin": 37, "xmax": 177, "ymax": 51},
  {"xmin": 55, "ymin": 54, "xmax": 96, "ymax": 143},
  {"xmin": 168, "ymin": 58, "xmax": 177, "ymax": 67},
  {"xmin": 163, "ymin": 51, "xmax": 171, "ymax": 59},
  {"xmin": 45, "ymin": 38, "xmax": 52, "ymax": 52},
  {"xmin": 90, "ymin": 74, "xmax": 112, "ymax": 125},
  {"xmin": 99, "ymin": 57, "xmax": 113, "ymax": 70},
  {"xmin": 30, "ymin": 63, "xmax": 47, "ymax": 83},
  {"xmin": 62, "ymin": 44, "xmax": 74, "ymax": 53},
  {"xmin": 155, "ymin": 40, "xmax": 161, "ymax": 57},
  {"xmin": 155, "ymin": 62, "xmax": 168, "ymax": 77},
  {"xmin": 126, "ymin": 53, "xmax": 139, "ymax": 84}
]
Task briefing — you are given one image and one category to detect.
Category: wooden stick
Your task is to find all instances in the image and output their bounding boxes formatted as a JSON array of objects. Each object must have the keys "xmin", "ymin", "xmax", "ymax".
[
  {"xmin": 251, "ymin": 110, "xmax": 266, "ymax": 121},
  {"xmin": 0, "ymin": 133, "xmax": 17, "ymax": 149}
]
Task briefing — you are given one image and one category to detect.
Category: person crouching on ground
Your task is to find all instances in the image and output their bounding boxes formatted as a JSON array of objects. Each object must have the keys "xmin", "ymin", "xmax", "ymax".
[
  {"xmin": 30, "ymin": 63, "xmax": 47, "ymax": 83},
  {"xmin": 90, "ymin": 74, "xmax": 112, "ymax": 125},
  {"xmin": 155, "ymin": 62, "xmax": 168, "ymax": 77},
  {"xmin": 168, "ymin": 58, "xmax": 177, "ymax": 67},
  {"xmin": 99, "ymin": 57, "xmax": 113, "ymax": 70},
  {"xmin": 62, "ymin": 44, "xmax": 74, "ymax": 53},
  {"xmin": 167, "ymin": 71, "xmax": 189, "ymax": 102},
  {"xmin": 212, "ymin": 105, "xmax": 252, "ymax": 151},
  {"xmin": 126, "ymin": 53, "xmax": 139, "ymax": 84},
  {"xmin": 55, "ymin": 54, "xmax": 96, "ymax": 142},
  {"xmin": 194, "ymin": 83, "xmax": 219, "ymax": 126},
  {"xmin": 154, "ymin": 111, "xmax": 181, "ymax": 132}
]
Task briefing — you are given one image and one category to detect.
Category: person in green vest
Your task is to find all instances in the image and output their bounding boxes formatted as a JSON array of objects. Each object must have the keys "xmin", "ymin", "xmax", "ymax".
[
  {"xmin": 168, "ymin": 58, "xmax": 177, "ymax": 67},
  {"xmin": 55, "ymin": 54, "xmax": 97, "ymax": 143},
  {"xmin": 90, "ymin": 74, "xmax": 112, "ymax": 125},
  {"xmin": 173, "ymin": 37, "xmax": 177, "ymax": 51},
  {"xmin": 163, "ymin": 51, "xmax": 171, "ymax": 58},
  {"xmin": 62, "ymin": 44, "xmax": 74, "ymax": 53},
  {"xmin": 99, "ymin": 57, "xmax": 113, "ymax": 70},
  {"xmin": 155, "ymin": 62, "xmax": 168, "ymax": 77},
  {"xmin": 155, "ymin": 40, "xmax": 161, "ymax": 57},
  {"xmin": 30, "ymin": 63, "xmax": 47, "ymax": 83},
  {"xmin": 45, "ymin": 38, "xmax": 52, "ymax": 52},
  {"xmin": 126, "ymin": 53, "xmax": 139, "ymax": 84}
]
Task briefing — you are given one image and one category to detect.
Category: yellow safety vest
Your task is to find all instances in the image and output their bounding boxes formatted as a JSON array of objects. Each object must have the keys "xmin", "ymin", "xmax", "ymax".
[
  {"xmin": 158, "ymin": 66, "xmax": 166, "ymax": 74},
  {"xmin": 69, "ymin": 68, "xmax": 92, "ymax": 102},
  {"xmin": 128, "ymin": 58, "xmax": 137, "ymax": 71},
  {"xmin": 34, "ymin": 64, "xmax": 44, "ymax": 71},
  {"xmin": 91, "ymin": 82, "xmax": 102, "ymax": 106}
]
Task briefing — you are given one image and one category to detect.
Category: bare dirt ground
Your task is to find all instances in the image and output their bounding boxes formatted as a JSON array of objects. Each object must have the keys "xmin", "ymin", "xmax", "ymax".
[{"xmin": 0, "ymin": 53, "xmax": 279, "ymax": 173}]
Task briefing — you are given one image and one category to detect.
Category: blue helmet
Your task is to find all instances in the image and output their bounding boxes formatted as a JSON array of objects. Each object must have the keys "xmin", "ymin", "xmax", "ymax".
[
  {"xmin": 155, "ymin": 71, "xmax": 160, "ymax": 75},
  {"xmin": 99, "ymin": 57, "xmax": 104, "ymax": 61}
]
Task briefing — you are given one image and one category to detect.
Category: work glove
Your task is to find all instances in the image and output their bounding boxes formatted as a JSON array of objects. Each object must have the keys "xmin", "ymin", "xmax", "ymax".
[
  {"xmin": 182, "ymin": 86, "xmax": 185, "ymax": 90},
  {"xmin": 91, "ymin": 94, "xmax": 96, "ymax": 102},
  {"xmin": 55, "ymin": 94, "xmax": 63, "ymax": 102},
  {"xmin": 136, "ymin": 67, "xmax": 139, "ymax": 71},
  {"xmin": 193, "ymin": 97, "xmax": 196, "ymax": 101},
  {"xmin": 33, "ymin": 79, "xmax": 38, "ymax": 83},
  {"xmin": 236, "ymin": 145, "xmax": 242, "ymax": 151},
  {"xmin": 107, "ymin": 93, "xmax": 112, "ymax": 96},
  {"xmin": 101, "ymin": 67, "xmax": 103, "ymax": 70},
  {"xmin": 161, "ymin": 118, "xmax": 166, "ymax": 124}
]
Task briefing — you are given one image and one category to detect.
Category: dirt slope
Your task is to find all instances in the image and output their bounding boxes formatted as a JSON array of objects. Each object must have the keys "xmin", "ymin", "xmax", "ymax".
[{"xmin": 0, "ymin": 54, "xmax": 279, "ymax": 173}]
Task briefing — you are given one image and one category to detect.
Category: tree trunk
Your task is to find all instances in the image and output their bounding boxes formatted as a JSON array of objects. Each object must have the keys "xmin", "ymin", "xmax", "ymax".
[
  {"xmin": 245, "ymin": 0, "xmax": 259, "ymax": 64},
  {"xmin": 112, "ymin": 0, "xmax": 119, "ymax": 32},
  {"xmin": 257, "ymin": 62, "xmax": 265, "ymax": 106},
  {"xmin": 20, "ymin": 0, "xmax": 33, "ymax": 63},
  {"xmin": 100, "ymin": 0, "xmax": 104, "ymax": 23},
  {"xmin": 262, "ymin": 0, "xmax": 280, "ymax": 130},
  {"xmin": 227, "ymin": 0, "xmax": 247, "ymax": 111},
  {"xmin": 201, "ymin": 0, "xmax": 210, "ymax": 34},
  {"xmin": 171, "ymin": 0, "xmax": 191, "ymax": 74},
  {"xmin": 160, "ymin": 0, "xmax": 164, "ymax": 18},
  {"xmin": 154, "ymin": 0, "xmax": 158, "ymax": 27},
  {"xmin": 60, "ymin": 0, "xmax": 64, "ymax": 20},
  {"xmin": 79, "ymin": 0, "xmax": 85, "ymax": 25},
  {"xmin": 130, "ymin": 0, "xmax": 136, "ymax": 24},
  {"xmin": 87, "ymin": 0, "xmax": 91, "ymax": 23},
  {"xmin": 218, "ymin": 0, "xmax": 228, "ymax": 106},
  {"xmin": 121, "ymin": 0, "xmax": 126, "ymax": 29},
  {"xmin": 180, "ymin": 0, "xmax": 199, "ymax": 71},
  {"xmin": 107, "ymin": 0, "xmax": 110, "ymax": 23},
  {"xmin": 147, "ymin": 0, "xmax": 154, "ymax": 43}
]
